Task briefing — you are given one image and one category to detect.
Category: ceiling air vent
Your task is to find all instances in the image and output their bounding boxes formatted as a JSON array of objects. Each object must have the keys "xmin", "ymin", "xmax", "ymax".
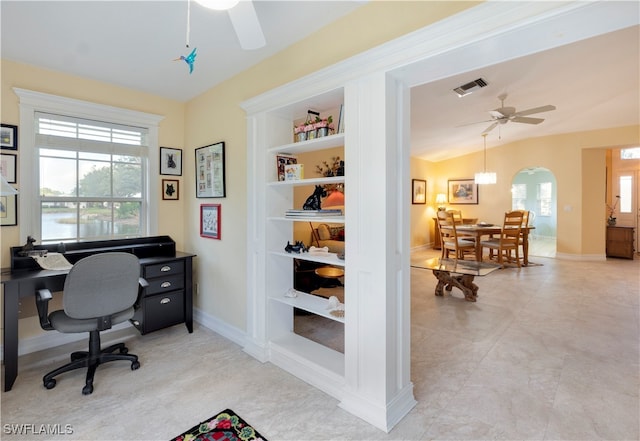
[{"xmin": 453, "ymin": 78, "xmax": 488, "ymax": 97}]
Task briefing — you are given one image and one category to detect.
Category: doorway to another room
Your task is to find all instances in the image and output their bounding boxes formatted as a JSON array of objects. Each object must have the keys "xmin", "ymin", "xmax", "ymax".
[{"xmin": 512, "ymin": 167, "xmax": 557, "ymax": 258}]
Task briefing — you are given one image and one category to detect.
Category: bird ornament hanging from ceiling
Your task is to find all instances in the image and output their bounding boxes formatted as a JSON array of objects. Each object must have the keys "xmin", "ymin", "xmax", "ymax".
[
  {"xmin": 175, "ymin": 0, "xmax": 197, "ymax": 74},
  {"xmin": 174, "ymin": 47, "xmax": 197, "ymax": 74}
]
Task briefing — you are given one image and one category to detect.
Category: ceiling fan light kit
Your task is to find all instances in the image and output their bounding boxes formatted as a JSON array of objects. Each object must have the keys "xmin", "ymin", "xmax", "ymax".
[
  {"xmin": 194, "ymin": 0, "xmax": 239, "ymax": 10},
  {"xmin": 480, "ymin": 94, "xmax": 556, "ymax": 135}
]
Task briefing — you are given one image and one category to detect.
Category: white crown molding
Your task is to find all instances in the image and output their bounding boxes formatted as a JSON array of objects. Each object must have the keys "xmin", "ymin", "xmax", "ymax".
[{"xmin": 241, "ymin": 1, "xmax": 637, "ymax": 115}]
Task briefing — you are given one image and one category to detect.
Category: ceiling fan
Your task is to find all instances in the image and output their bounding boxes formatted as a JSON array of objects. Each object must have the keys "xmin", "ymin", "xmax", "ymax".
[
  {"xmin": 194, "ymin": 0, "xmax": 266, "ymax": 50},
  {"xmin": 479, "ymin": 94, "xmax": 556, "ymax": 135}
]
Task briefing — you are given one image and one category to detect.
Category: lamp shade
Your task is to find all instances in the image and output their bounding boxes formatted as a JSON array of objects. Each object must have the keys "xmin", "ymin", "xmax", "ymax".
[
  {"xmin": 323, "ymin": 190, "xmax": 345, "ymax": 208},
  {"xmin": 474, "ymin": 172, "xmax": 497, "ymax": 185},
  {"xmin": 1, "ymin": 175, "xmax": 18, "ymax": 196},
  {"xmin": 435, "ymin": 193, "xmax": 447, "ymax": 204}
]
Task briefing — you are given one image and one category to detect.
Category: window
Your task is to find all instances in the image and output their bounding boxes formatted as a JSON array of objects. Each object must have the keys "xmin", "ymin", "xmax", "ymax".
[
  {"xmin": 619, "ymin": 175, "xmax": 632, "ymax": 213},
  {"xmin": 511, "ymin": 183, "xmax": 526, "ymax": 210},
  {"xmin": 16, "ymin": 88, "xmax": 162, "ymax": 243},
  {"xmin": 537, "ymin": 182, "xmax": 552, "ymax": 216},
  {"xmin": 37, "ymin": 113, "xmax": 146, "ymax": 242},
  {"xmin": 621, "ymin": 147, "xmax": 640, "ymax": 159}
]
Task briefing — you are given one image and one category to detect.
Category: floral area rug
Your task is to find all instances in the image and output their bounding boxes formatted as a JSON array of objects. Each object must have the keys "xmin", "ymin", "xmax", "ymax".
[{"xmin": 171, "ymin": 409, "xmax": 267, "ymax": 441}]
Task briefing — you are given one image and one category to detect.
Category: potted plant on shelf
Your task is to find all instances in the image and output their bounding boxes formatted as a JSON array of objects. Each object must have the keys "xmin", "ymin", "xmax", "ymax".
[
  {"xmin": 607, "ymin": 195, "xmax": 620, "ymax": 226},
  {"xmin": 314, "ymin": 115, "xmax": 334, "ymax": 138}
]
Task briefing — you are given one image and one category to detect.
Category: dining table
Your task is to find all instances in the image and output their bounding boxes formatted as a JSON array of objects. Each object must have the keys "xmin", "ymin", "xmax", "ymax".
[{"xmin": 441, "ymin": 223, "xmax": 536, "ymax": 265}]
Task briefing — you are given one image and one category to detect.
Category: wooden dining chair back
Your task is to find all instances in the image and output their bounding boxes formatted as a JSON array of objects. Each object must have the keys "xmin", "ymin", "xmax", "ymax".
[
  {"xmin": 480, "ymin": 210, "xmax": 524, "ymax": 267},
  {"xmin": 437, "ymin": 211, "xmax": 476, "ymax": 261}
]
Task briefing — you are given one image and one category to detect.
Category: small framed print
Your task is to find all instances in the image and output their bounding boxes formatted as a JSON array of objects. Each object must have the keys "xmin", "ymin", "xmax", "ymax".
[
  {"xmin": 448, "ymin": 179, "xmax": 478, "ymax": 205},
  {"xmin": 162, "ymin": 179, "xmax": 179, "ymax": 200},
  {"xmin": 1, "ymin": 195, "xmax": 17, "ymax": 226},
  {"xmin": 412, "ymin": 179, "xmax": 426, "ymax": 204},
  {"xmin": 276, "ymin": 154, "xmax": 297, "ymax": 181},
  {"xmin": 1, "ymin": 153, "xmax": 17, "ymax": 183},
  {"xmin": 200, "ymin": 204, "xmax": 221, "ymax": 240},
  {"xmin": 195, "ymin": 142, "xmax": 226, "ymax": 198},
  {"xmin": 160, "ymin": 147, "xmax": 182, "ymax": 176},
  {"xmin": 1, "ymin": 124, "xmax": 18, "ymax": 150}
]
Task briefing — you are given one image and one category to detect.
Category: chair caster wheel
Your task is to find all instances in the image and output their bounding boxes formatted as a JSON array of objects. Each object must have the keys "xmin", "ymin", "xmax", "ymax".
[
  {"xmin": 82, "ymin": 384, "xmax": 93, "ymax": 395},
  {"xmin": 44, "ymin": 379, "xmax": 56, "ymax": 389},
  {"xmin": 131, "ymin": 361, "xmax": 140, "ymax": 370}
]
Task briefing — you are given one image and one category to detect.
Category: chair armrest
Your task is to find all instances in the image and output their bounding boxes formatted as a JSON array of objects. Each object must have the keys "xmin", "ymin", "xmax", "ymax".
[
  {"xmin": 138, "ymin": 277, "xmax": 149, "ymax": 288},
  {"xmin": 36, "ymin": 289, "xmax": 54, "ymax": 331}
]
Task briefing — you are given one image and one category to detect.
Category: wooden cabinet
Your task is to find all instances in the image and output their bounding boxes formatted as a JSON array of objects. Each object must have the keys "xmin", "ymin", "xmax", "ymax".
[
  {"xmin": 131, "ymin": 253, "xmax": 194, "ymax": 334},
  {"xmin": 606, "ymin": 226, "xmax": 635, "ymax": 259}
]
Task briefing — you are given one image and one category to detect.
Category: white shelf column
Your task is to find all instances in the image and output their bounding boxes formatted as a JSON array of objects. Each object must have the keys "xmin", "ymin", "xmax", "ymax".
[{"xmin": 340, "ymin": 71, "xmax": 416, "ymax": 432}]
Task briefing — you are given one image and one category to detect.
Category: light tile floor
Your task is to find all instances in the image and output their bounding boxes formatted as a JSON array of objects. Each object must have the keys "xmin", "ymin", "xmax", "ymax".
[{"xmin": 2, "ymin": 249, "xmax": 638, "ymax": 440}]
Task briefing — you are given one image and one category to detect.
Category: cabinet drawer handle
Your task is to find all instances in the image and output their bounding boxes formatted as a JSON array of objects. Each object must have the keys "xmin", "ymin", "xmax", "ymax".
[
  {"xmin": 160, "ymin": 265, "xmax": 171, "ymax": 272},
  {"xmin": 161, "ymin": 281, "xmax": 172, "ymax": 288},
  {"xmin": 160, "ymin": 298, "xmax": 171, "ymax": 304}
]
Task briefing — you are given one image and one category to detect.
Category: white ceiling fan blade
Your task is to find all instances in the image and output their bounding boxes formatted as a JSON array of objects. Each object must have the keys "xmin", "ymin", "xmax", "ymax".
[
  {"xmin": 515, "ymin": 104, "xmax": 556, "ymax": 117},
  {"xmin": 482, "ymin": 122, "xmax": 498, "ymax": 134},
  {"xmin": 455, "ymin": 118, "xmax": 493, "ymax": 128},
  {"xmin": 512, "ymin": 116, "xmax": 545, "ymax": 124},
  {"xmin": 228, "ymin": 1, "xmax": 265, "ymax": 50}
]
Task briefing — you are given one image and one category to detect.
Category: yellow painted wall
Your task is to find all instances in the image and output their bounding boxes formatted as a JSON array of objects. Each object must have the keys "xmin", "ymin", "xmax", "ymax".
[
  {"xmin": 182, "ymin": 1, "xmax": 477, "ymax": 331},
  {"xmin": 428, "ymin": 126, "xmax": 639, "ymax": 255},
  {"xmin": 0, "ymin": 59, "xmax": 186, "ymax": 339},
  {"xmin": 410, "ymin": 157, "xmax": 437, "ymax": 248}
]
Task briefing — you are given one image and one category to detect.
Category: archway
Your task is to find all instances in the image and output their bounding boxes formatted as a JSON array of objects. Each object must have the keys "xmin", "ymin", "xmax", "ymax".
[{"xmin": 512, "ymin": 167, "xmax": 557, "ymax": 258}]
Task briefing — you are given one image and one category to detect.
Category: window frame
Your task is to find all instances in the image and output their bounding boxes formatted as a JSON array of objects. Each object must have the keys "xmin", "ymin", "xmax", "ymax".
[{"xmin": 15, "ymin": 88, "xmax": 163, "ymax": 243}]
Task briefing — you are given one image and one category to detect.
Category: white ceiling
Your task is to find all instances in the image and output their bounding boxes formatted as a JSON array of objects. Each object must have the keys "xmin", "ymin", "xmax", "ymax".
[{"xmin": 2, "ymin": 1, "xmax": 639, "ymax": 161}]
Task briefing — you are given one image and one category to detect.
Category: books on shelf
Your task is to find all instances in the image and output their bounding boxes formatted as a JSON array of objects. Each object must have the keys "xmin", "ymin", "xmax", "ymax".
[{"xmin": 285, "ymin": 209, "xmax": 342, "ymax": 217}]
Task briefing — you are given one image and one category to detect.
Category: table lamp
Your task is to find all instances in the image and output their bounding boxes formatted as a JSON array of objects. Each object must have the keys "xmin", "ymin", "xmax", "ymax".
[{"xmin": 435, "ymin": 193, "xmax": 447, "ymax": 211}]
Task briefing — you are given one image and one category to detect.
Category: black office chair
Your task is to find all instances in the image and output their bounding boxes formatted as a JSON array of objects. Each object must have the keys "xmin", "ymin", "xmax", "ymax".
[{"xmin": 36, "ymin": 252, "xmax": 145, "ymax": 395}]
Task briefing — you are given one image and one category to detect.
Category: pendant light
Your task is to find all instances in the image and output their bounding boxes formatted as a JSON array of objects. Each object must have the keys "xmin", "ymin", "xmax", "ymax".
[{"xmin": 474, "ymin": 133, "xmax": 496, "ymax": 185}]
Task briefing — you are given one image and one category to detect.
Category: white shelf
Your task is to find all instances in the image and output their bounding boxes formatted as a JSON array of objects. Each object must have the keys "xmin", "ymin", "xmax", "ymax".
[
  {"xmin": 270, "ymin": 332, "xmax": 344, "ymax": 379},
  {"xmin": 268, "ymin": 175, "xmax": 344, "ymax": 187},
  {"xmin": 270, "ymin": 250, "xmax": 345, "ymax": 266},
  {"xmin": 271, "ymin": 291, "xmax": 344, "ymax": 323},
  {"xmin": 269, "ymin": 215, "xmax": 345, "ymax": 223},
  {"xmin": 268, "ymin": 133, "xmax": 344, "ymax": 155}
]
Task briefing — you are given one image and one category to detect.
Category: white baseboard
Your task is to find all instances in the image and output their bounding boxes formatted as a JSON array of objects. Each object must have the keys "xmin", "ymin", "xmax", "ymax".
[
  {"xmin": 555, "ymin": 252, "xmax": 606, "ymax": 261},
  {"xmin": 0, "ymin": 307, "xmax": 248, "ymax": 362}
]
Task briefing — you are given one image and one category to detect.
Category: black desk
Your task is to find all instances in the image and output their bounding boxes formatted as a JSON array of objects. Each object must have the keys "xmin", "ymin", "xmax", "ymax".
[{"xmin": 1, "ymin": 236, "xmax": 195, "ymax": 392}]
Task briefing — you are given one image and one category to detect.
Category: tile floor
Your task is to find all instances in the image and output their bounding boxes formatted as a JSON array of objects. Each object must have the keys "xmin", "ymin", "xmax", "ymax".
[{"xmin": 2, "ymin": 248, "xmax": 638, "ymax": 440}]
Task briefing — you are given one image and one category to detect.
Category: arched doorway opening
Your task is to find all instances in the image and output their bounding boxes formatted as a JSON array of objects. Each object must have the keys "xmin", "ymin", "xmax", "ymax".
[{"xmin": 512, "ymin": 167, "xmax": 557, "ymax": 258}]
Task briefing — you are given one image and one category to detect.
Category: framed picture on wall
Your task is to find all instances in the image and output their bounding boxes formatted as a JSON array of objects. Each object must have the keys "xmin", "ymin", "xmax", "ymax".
[
  {"xmin": 448, "ymin": 179, "xmax": 478, "ymax": 204},
  {"xmin": 1, "ymin": 195, "xmax": 17, "ymax": 226},
  {"xmin": 195, "ymin": 142, "xmax": 226, "ymax": 198},
  {"xmin": 200, "ymin": 204, "xmax": 221, "ymax": 239},
  {"xmin": 1, "ymin": 153, "xmax": 17, "ymax": 183},
  {"xmin": 162, "ymin": 179, "xmax": 179, "ymax": 200},
  {"xmin": 160, "ymin": 147, "xmax": 182, "ymax": 176},
  {"xmin": 412, "ymin": 179, "xmax": 426, "ymax": 204},
  {"xmin": 1, "ymin": 124, "xmax": 18, "ymax": 150}
]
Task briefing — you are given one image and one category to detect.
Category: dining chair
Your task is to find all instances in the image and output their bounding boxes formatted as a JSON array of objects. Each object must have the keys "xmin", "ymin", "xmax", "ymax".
[
  {"xmin": 445, "ymin": 209, "xmax": 476, "ymax": 241},
  {"xmin": 480, "ymin": 210, "xmax": 524, "ymax": 267},
  {"xmin": 437, "ymin": 211, "xmax": 476, "ymax": 260}
]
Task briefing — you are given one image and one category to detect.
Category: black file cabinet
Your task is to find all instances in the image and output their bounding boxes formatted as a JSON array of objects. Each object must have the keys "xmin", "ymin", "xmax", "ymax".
[{"xmin": 132, "ymin": 254, "xmax": 194, "ymax": 334}]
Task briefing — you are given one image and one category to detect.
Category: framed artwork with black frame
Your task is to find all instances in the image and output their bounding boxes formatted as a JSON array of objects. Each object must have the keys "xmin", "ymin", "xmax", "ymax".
[
  {"xmin": 1, "ymin": 124, "xmax": 18, "ymax": 150},
  {"xmin": 200, "ymin": 203, "xmax": 221, "ymax": 239},
  {"xmin": 160, "ymin": 147, "xmax": 182, "ymax": 176},
  {"xmin": 1, "ymin": 195, "xmax": 17, "ymax": 226},
  {"xmin": 448, "ymin": 179, "xmax": 478, "ymax": 204},
  {"xmin": 1, "ymin": 153, "xmax": 17, "ymax": 183},
  {"xmin": 412, "ymin": 179, "xmax": 426, "ymax": 204},
  {"xmin": 162, "ymin": 179, "xmax": 179, "ymax": 200},
  {"xmin": 195, "ymin": 142, "xmax": 226, "ymax": 198}
]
